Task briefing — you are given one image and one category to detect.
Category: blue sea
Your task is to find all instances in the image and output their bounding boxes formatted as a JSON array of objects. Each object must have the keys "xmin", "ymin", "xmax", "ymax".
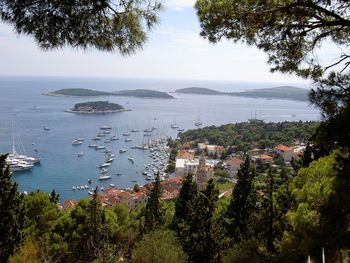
[{"xmin": 0, "ymin": 76, "xmax": 320, "ymax": 201}]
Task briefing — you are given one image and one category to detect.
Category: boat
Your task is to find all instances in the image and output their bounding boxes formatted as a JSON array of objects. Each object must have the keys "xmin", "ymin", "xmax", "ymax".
[
  {"xmin": 125, "ymin": 138, "xmax": 132, "ymax": 142},
  {"xmin": 119, "ymin": 149, "xmax": 127, "ymax": 153},
  {"xmin": 77, "ymin": 151, "xmax": 84, "ymax": 157},
  {"xmin": 100, "ymin": 168, "xmax": 108, "ymax": 174},
  {"xmin": 89, "ymin": 144, "xmax": 98, "ymax": 148},
  {"xmin": 98, "ymin": 175, "xmax": 112, "ymax": 180},
  {"xmin": 72, "ymin": 186, "xmax": 76, "ymax": 190},
  {"xmin": 177, "ymin": 128, "xmax": 185, "ymax": 132},
  {"xmin": 43, "ymin": 126, "xmax": 50, "ymax": 131},
  {"xmin": 116, "ymin": 173, "xmax": 122, "ymax": 176},
  {"xmin": 101, "ymin": 187, "xmax": 104, "ymax": 191},
  {"xmin": 100, "ymin": 125, "xmax": 112, "ymax": 130},
  {"xmin": 92, "ymin": 137, "xmax": 101, "ymax": 141},
  {"xmin": 97, "ymin": 132, "xmax": 106, "ymax": 137},
  {"xmin": 195, "ymin": 114, "xmax": 202, "ymax": 127},
  {"xmin": 106, "ymin": 156, "xmax": 114, "ymax": 163},
  {"xmin": 104, "ymin": 139, "xmax": 111, "ymax": 143},
  {"xmin": 122, "ymin": 132, "xmax": 130, "ymax": 136},
  {"xmin": 132, "ymin": 180, "xmax": 137, "ymax": 183},
  {"xmin": 72, "ymin": 139, "xmax": 83, "ymax": 145},
  {"xmin": 84, "ymin": 185, "xmax": 89, "ymax": 189},
  {"xmin": 88, "ymin": 179, "xmax": 92, "ymax": 184},
  {"xmin": 131, "ymin": 128, "xmax": 139, "ymax": 132},
  {"xmin": 110, "ymin": 183, "xmax": 115, "ymax": 187},
  {"xmin": 102, "ymin": 130, "xmax": 111, "ymax": 134},
  {"xmin": 76, "ymin": 137, "xmax": 84, "ymax": 142},
  {"xmin": 128, "ymin": 157, "xmax": 135, "ymax": 163},
  {"xmin": 88, "ymin": 191, "xmax": 94, "ymax": 195},
  {"xmin": 108, "ymin": 153, "xmax": 115, "ymax": 158},
  {"xmin": 171, "ymin": 116, "xmax": 179, "ymax": 129},
  {"xmin": 96, "ymin": 145, "xmax": 106, "ymax": 150},
  {"xmin": 99, "ymin": 163, "xmax": 111, "ymax": 168},
  {"xmin": 143, "ymin": 128, "xmax": 152, "ymax": 133},
  {"xmin": 110, "ymin": 135, "xmax": 119, "ymax": 141}
]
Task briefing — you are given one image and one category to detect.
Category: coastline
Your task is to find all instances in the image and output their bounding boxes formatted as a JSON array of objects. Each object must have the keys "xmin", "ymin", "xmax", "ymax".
[
  {"xmin": 43, "ymin": 92, "xmax": 106, "ymax": 98},
  {"xmin": 64, "ymin": 108, "xmax": 131, "ymax": 114}
]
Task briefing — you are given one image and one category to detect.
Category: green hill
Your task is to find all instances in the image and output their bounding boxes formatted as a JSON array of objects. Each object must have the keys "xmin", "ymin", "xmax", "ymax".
[
  {"xmin": 175, "ymin": 87, "xmax": 223, "ymax": 95},
  {"xmin": 229, "ymin": 86, "xmax": 309, "ymax": 101},
  {"xmin": 45, "ymin": 88, "xmax": 174, "ymax": 99}
]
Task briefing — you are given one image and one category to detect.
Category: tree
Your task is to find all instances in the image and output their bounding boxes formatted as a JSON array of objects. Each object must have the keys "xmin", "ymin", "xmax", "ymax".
[
  {"xmin": 226, "ymin": 155, "xmax": 257, "ymax": 242},
  {"xmin": 0, "ymin": 0, "xmax": 162, "ymax": 54},
  {"xmin": 0, "ymin": 154, "xmax": 25, "ymax": 262},
  {"xmin": 49, "ymin": 189, "xmax": 59, "ymax": 204},
  {"xmin": 195, "ymin": 1, "xmax": 350, "ymax": 80},
  {"xmin": 131, "ymin": 230, "xmax": 187, "ymax": 263},
  {"xmin": 195, "ymin": 1, "xmax": 350, "ymax": 153},
  {"xmin": 281, "ymin": 151, "xmax": 350, "ymax": 261},
  {"xmin": 141, "ymin": 173, "xmax": 164, "ymax": 233}
]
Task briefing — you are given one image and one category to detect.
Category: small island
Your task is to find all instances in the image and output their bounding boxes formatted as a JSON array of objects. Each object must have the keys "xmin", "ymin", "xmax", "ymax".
[
  {"xmin": 65, "ymin": 101, "xmax": 130, "ymax": 114},
  {"xmin": 45, "ymin": 88, "xmax": 174, "ymax": 99},
  {"xmin": 175, "ymin": 86, "xmax": 309, "ymax": 101}
]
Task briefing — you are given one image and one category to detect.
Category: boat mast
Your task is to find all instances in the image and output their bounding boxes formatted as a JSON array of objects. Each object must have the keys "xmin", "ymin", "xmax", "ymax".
[{"xmin": 12, "ymin": 121, "xmax": 16, "ymax": 154}]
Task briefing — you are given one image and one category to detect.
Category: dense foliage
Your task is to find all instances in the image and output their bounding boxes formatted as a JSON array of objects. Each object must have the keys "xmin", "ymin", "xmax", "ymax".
[
  {"xmin": 72, "ymin": 101, "xmax": 124, "ymax": 112},
  {"xmin": 51, "ymin": 88, "xmax": 174, "ymax": 99},
  {"xmin": 51, "ymin": 88, "xmax": 112, "ymax": 96},
  {"xmin": 0, "ymin": 0, "xmax": 162, "ymax": 54},
  {"xmin": 0, "ymin": 155, "xmax": 25, "ymax": 262},
  {"xmin": 116, "ymin": 89, "xmax": 174, "ymax": 98},
  {"xmin": 176, "ymin": 86, "xmax": 309, "ymax": 101},
  {"xmin": 179, "ymin": 121, "xmax": 318, "ymax": 150}
]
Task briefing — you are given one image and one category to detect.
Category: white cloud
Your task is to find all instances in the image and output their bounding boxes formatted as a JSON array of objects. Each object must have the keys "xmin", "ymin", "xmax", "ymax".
[{"xmin": 166, "ymin": 0, "xmax": 196, "ymax": 10}]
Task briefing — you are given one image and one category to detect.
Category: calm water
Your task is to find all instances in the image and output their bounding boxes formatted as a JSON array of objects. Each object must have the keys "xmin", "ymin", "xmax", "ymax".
[{"xmin": 0, "ymin": 76, "xmax": 319, "ymax": 201}]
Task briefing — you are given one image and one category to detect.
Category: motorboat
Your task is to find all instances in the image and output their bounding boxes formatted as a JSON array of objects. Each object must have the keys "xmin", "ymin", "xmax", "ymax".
[
  {"xmin": 100, "ymin": 125, "xmax": 112, "ymax": 130},
  {"xmin": 119, "ymin": 149, "xmax": 127, "ymax": 153},
  {"xmin": 99, "ymin": 163, "xmax": 111, "ymax": 168},
  {"xmin": 98, "ymin": 175, "xmax": 112, "ymax": 180},
  {"xmin": 72, "ymin": 139, "xmax": 83, "ymax": 145}
]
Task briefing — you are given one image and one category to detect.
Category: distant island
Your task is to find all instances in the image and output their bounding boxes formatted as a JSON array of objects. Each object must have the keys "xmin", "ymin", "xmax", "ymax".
[
  {"xmin": 44, "ymin": 88, "xmax": 174, "ymax": 99},
  {"xmin": 65, "ymin": 101, "xmax": 130, "ymax": 114},
  {"xmin": 175, "ymin": 86, "xmax": 310, "ymax": 101}
]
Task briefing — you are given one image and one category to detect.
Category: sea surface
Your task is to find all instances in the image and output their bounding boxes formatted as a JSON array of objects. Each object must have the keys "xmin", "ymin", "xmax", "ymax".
[{"xmin": 0, "ymin": 76, "xmax": 320, "ymax": 201}]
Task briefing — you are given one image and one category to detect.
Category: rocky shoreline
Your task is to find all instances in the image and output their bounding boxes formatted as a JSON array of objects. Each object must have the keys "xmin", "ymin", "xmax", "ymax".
[{"xmin": 65, "ymin": 108, "xmax": 131, "ymax": 114}]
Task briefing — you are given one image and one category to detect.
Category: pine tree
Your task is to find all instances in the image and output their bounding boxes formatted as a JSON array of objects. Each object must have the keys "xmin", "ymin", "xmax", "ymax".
[
  {"xmin": 226, "ymin": 155, "xmax": 256, "ymax": 242},
  {"xmin": 0, "ymin": 154, "xmax": 25, "ymax": 262},
  {"xmin": 142, "ymin": 173, "xmax": 164, "ymax": 233},
  {"xmin": 49, "ymin": 189, "xmax": 59, "ymax": 204},
  {"xmin": 173, "ymin": 172, "xmax": 198, "ymax": 231}
]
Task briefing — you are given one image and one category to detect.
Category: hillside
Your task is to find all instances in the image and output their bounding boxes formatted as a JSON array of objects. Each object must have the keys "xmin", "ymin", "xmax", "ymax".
[
  {"xmin": 115, "ymin": 89, "xmax": 174, "ymax": 98},
  {"xmin": 174, "ymin": 86, "xmax": 309, "ymax": 101},
  {"xmin": 66, "ymin": 101, "xmax": 127, "ymax": 113},
  {"xmin": 46, "ymin": 88, "xmax": 112, "ymax": 96},
  {"xmin": 175, "ymin": 87, "xmax": 223, "ymax": 95},
  {"xmin": 45, "ymin": 88, "xmax": 174, "ymax": 99},
  {"xmin": 229, "ymin": 86, "xmax": 309, "ymax": 101}
]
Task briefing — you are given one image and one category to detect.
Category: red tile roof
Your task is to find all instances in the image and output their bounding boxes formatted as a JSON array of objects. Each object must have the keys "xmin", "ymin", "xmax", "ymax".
[
  {"xmin": 254, "ymin": 154, "xmax": 273, "ymax": 160},
  {"xmin": 176, "ymin": 150, "xmax": 194, "ymax": 159},
  {"xmin": 225, "ymin": 157, "xmax": 243, "ymax": 165},
  {"xmin": 62, "ymin": 199, "xmax": 76, "ymax": 209},
  {"xmin": 274, "ymin": 144, "xmax": 293, "ymax": 152}
]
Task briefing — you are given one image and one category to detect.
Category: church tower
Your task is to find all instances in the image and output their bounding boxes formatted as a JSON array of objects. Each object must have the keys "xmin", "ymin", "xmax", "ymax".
[{"xmin": 196, "ymin": 153, "xmax": 208, "ymax": 191}]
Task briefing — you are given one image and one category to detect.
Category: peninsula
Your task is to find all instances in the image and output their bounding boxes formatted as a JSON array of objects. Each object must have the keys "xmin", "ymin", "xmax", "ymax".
[
  {"xmin": 44, "ymin": 88, "xmax": 174, "ymax": 99},
  {"xmin": 175, "ymin": 86, "xmax": 309, "ymax": 101},
  {"xmin": 65, "ymin": 101, "xmax": 129, "ymax": 114}
]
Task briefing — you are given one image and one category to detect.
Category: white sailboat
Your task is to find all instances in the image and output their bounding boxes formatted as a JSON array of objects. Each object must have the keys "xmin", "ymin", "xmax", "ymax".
[{"xmin": 195, "ymin": 113, "xmax": 202, "ymax": 127}]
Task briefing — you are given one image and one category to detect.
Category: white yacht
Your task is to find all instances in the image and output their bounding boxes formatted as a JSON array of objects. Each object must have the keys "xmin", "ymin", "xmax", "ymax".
[{"xmin": 99, "ymin": 175, "xmax": 112, "ymax": 180}]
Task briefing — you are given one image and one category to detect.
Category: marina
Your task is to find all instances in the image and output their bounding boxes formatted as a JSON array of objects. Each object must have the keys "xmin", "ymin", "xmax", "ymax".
[{"xmin": 0, "ymin": 77, "xmax": 320, "ymax": 201}]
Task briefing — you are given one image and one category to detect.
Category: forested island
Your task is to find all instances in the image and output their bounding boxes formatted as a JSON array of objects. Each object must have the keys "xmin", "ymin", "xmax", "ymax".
[
  {"xmin": 45, "ymin": 88, "xmax": 174, "ymax": 99},
  {"xmin": 175, "ymin": 86, "xmax": 309, "ymax": 101},
  {"xmin": 65, "ymin": 101, "xmax": 129, "ymax": 114}
]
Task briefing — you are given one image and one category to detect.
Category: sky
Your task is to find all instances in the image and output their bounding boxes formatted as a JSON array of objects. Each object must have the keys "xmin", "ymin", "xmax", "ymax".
[{"xmin": 0, "ymin": 1, "xmax": 313, "ymax": 83}]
